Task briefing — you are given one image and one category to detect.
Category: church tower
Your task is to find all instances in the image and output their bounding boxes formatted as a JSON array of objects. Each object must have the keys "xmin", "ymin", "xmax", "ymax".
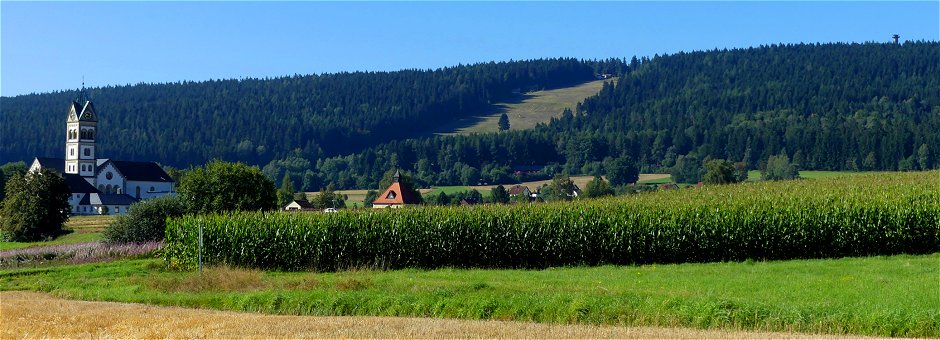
[{"xmin": 65, "ymin": 90, "xmax": 98, "ymax": 186}]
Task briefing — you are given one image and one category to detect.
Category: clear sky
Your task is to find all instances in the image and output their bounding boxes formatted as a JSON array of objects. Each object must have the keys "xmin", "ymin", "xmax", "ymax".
[{"xmin": 2, "ymin": 1, "xmax": 937, "ymax": 97}]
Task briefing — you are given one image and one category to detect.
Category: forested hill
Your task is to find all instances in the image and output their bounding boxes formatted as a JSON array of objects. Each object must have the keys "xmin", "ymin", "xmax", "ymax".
[
  {"xmin": 313, "ymin": 42, "xmax": 939, "ymax": 189},
  {"xmin": 1, "ymin": 58, "xmax": 623, "ymax": 166}
]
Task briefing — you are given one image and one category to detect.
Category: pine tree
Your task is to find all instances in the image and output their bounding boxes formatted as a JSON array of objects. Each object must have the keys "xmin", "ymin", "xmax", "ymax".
[
  {"xmin": 277, "ymin": 174, "xmax": 295, "ymax": 207},
  {"xmin": 498, "ymin": 113, "xmax": 510, "ymax": 131}
]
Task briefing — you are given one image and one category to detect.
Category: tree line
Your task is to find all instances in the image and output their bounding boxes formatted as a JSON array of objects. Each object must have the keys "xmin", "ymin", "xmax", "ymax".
[
  {"xmin": 304, "ymin": 41, "xmax": 938, "ymax": 190},
  {"xmin": 2, "ymin": 58, "xmax": 617, "ymax": 167}
]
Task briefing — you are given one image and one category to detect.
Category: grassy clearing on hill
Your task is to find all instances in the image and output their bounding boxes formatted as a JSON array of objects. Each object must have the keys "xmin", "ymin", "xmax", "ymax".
[
  {"xmin": 434, "ymin": 79, "xmax": 615, "ymax": 135},
  {"xmin": 1, "ymin": 254, "xmax": 936, "ymax": 337},
  {"xmin": 0, "ymin": 215, "xmax": 114, "ymax": 251}
]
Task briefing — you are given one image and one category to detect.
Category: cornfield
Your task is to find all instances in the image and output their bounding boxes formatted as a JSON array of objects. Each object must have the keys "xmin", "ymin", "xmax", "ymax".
[{"xmin": 164, "ymin": 171, "xmax": 940, "ymax": 271}]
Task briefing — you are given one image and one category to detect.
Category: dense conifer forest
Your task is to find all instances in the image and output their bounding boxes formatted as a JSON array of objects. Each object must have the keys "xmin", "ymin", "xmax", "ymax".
[
  {"xmin": 3, "ymin": 42, "xmax": 937, "ymax": 190},
  {"xmin": 1, "ymin": 58, "xmax": 617, "ymax": 166}
]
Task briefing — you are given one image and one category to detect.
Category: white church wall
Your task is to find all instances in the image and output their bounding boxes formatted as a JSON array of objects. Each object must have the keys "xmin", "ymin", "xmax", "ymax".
[
  {"xmin": 95, "ymin": 163, "xmax": 126, "ymax": 194},
  {"xmin": 128, "ymin": 180, "xmax": 174, "ymax": 200}
]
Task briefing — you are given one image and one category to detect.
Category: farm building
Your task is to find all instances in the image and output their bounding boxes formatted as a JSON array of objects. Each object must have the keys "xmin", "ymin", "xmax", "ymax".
[
  {"xmin": 507, "ymin": 185, "xmax": 532, "ymax": 198},
  {"xmin": 284, "ymin": 199, "xmax": 316, "ymax": 211},
  {"xmin": 372, "ymin": 170, "xmax": 420, "ymax": 209}
]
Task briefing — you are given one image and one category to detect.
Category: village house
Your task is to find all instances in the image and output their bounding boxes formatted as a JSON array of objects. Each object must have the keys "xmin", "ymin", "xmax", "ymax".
[
  {"xmin": 372, "ymin": 170, "xmax": 420, "ymax": 209},
  {"xmin": 284, "ymin": 199, "xmax": 316, "ymax": 211}
]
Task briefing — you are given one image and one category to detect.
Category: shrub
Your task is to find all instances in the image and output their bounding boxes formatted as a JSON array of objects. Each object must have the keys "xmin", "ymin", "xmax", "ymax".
[{"xmin": 104, "ymin": 195, "xmax": 186, "ymax": 243}]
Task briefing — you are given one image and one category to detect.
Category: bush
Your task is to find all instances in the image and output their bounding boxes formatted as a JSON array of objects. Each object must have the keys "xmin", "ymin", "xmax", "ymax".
[
  {"xmin": 761, "ymin": 154, "xmax": 800, "ymax": 181},
  {"xmin": 0, "ymin": 169, "xmax": 71, "ymax": 242},
  {"xmin": 104, "ymin": 195, "xmax": 186, "ymax": 243}
]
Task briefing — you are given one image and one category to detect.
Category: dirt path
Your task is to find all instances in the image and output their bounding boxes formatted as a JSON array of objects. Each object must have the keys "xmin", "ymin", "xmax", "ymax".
[{"xmin": 0, "ymin": 291, "xmax": 855, "ymax": 339}]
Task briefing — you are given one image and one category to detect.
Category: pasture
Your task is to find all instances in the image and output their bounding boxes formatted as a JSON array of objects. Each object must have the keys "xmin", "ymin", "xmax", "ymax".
[
  {"xmin": 0, "ymin": 215, "xmax": 114, "ymax": 251},
  {"xmin": 1, "ymin": 254, "xmax": 936, "ymax": 337},
  {"xmin": 433, "ymin": 78, "xmax": 615, "ymax": 135}
]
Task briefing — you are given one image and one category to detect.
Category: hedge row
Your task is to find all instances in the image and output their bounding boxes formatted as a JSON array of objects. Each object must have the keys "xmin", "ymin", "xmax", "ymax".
[{"xmin": 164, "ymin": 171, "xmax": 940, "ymax": 271}]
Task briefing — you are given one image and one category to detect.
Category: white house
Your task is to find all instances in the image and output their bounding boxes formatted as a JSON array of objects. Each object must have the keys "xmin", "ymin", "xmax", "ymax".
[{"xmin": 29, "ymin": 94, "xmax": 175, "ymax": 215}]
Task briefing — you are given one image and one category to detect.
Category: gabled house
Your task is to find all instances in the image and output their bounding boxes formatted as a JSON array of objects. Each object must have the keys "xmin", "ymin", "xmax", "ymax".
[
  {"xmin": 507, "ymin": 185, "xmax": 532, "ymax": 198},
  {"xmin": 372, "ymin": 170, "xmax": 420, "ymax": 209},
  {"xmin": 284, "ymin": 199, "xmax": 316, "ymax": 211}
]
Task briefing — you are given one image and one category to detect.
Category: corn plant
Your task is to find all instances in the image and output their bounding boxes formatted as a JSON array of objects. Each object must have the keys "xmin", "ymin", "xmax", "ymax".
[{"xmin": 164, "ymin": 171, "xmax": 940, "ymax": 271}]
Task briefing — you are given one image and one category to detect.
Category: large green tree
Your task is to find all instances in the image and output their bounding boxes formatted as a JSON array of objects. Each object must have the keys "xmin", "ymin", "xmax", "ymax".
[
  {"xmin": 0, "ymin": 169, "xmax": 71, "ymax": 242},
  {"xmin": 604, "ymin": 155, "xmax": 639, "ymax": 186},
  {"xmin": 583, "ymin": 175, "xmax": 614, "ymax": 198},
  {"xmin": 703, "ymin": 159, "xmax": 738, "ymax": 185},
  {"xmin": 490, "ymin": 185, "xmax": 510, "ymax": 204},
  {"xmin": 178, "ymin": 160, "xmax": 277, "ymax": 213},
  {"xmin": 761, "ymin": 154, "xmax": 800, "ymax": 181},
  {"xmin": 276, "ymin": 173, "xmax": 295, "ymax": 207}
]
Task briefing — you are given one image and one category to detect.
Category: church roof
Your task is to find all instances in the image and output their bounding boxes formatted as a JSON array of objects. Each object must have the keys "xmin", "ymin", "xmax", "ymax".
[
  {"xmin": 107, "ymin": 160, "xmax": 174, "ymax": 182},
  {"xmin": 78, "ymin": 101, "xmax": 97, "ymax": 122},
  {"xmin": 63, "ymin": 173, "xmax": 100, "ymax": 194},
  {"xmin": 372, "ymin": 181, "xmax": 419, "ymax": 206},
  {"xmin": 34, "ymin": 157, "xmax": 65, "ymax": 174},
  {"xmin": 67, "ymin": 102, "xmax": 82, "ymax": 122},
  {"xmin": 78, "ymin": 193, "xmax": 137, "ymax": 206}
]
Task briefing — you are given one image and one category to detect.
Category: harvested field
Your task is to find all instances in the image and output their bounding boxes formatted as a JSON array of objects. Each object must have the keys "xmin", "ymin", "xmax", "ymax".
[{"xmin": 0, "ymin": 291, "xmax": 846, "ymax": 339}]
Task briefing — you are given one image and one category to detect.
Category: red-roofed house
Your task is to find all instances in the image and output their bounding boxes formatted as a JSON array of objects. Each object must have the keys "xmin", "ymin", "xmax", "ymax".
[{"xmin": 372, "ymin": 170, "xmax": 420, "ymax": 209}]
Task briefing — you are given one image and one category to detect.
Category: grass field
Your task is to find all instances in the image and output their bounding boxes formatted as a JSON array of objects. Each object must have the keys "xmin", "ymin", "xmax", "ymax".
[
  {"xmin": 1, "ymin": 254, "xmax": 936, "ymax": 337},
  {"xmin": 0, "ymin": 215, "xmax": 114, "ymax": 251},
  {"xmin": 0, "ymin": 291, "xmax": 832, "ymax": 339},
  {"xmin": 433, "ymin": 79, "xmax": 615, "ymax": 135}
]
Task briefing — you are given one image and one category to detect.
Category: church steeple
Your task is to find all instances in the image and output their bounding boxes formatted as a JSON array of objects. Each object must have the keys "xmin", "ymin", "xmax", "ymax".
[{"xmin": 64, "ymin": 85, "xmax": 98, "ymax": 185}]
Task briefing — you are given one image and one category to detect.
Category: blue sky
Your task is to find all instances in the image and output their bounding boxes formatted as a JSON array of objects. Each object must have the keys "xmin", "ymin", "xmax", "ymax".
[{"xmin": 2, "ymin": 1, "xmax": 937, "ymax": 97}]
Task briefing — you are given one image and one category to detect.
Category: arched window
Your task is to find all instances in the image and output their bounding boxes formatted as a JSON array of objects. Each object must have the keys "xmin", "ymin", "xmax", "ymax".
[
  {"xmin": 114, "ymin": 186, "xmax": 121, "ymax": 194},
  {"xmin": 98, "ymin": 184, "xmax": 104, "ymax": 191},
  {"xmin": 106, "ymin": 184, "xmax": 112, "ymax": 194},
  {"xmin": 89, "ymin": 129, "xmax": 95, "ymax": 139},
  {"xmin": 149, "ymin": 186, "xmax": 155, "ymax": 192},
  {"xmin": 84, "ymin": 148, "xmax": 91, "ymax": 156}
]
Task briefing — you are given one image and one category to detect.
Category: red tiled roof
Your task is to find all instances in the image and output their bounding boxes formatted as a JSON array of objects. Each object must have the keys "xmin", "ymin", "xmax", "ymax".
[{"xmin": 372, "ymin": 182, "xmax": 419, "ymax": 205}]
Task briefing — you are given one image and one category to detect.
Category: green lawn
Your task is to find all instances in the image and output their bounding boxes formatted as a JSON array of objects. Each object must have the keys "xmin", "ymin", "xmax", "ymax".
[
  {"xmin": 0, "ymin": 215, "xmax": 114, "ymax": 251},
  {"xmin": 2, "ymin": 254, "xmax": 936, "ymax": 337}
]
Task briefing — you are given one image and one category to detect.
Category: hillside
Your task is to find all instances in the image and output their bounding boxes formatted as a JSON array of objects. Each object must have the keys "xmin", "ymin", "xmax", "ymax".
[
  {"xmin": 315, "ymin": 42, "xmax": 940, "ymax": 189},
  {"xmin": 433, "ymin": 78, "xmax": 615, "ymax": 135},
  {"xmin": 0, "ymin": 59, "xmax": 623, "ymax": 167}
]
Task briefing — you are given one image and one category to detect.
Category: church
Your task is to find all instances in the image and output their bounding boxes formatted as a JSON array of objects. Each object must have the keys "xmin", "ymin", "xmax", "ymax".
[{"xmin": 29, "ymin": 94, "xmax": 175, "ymax": 215}]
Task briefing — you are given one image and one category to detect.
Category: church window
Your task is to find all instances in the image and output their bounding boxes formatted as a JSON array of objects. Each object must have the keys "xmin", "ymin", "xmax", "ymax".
[
  {"xmin": 106, "ymin": 184, "xmax": 112, "ymax": 194},
  {"xmin": 70, "ymin": 148, "xmax": 75, "ymax": 156},
  {"xmin": 89, "ymin": 129, "xmax": 95, "ymax": 139},
  {"xmin": 84, "ymin": 148, "xmax": 91, "ymax": 156},
  {"xmin": 106, "ymin": 172, "xmax": 113, "ymax": 180},
  {"xmin": 115, "ymin": 186, "xmax": 121, "ymax": 194},
  {"xmin": 98, "ymin": 184, "xmax": 104, "ymax": 191}
]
